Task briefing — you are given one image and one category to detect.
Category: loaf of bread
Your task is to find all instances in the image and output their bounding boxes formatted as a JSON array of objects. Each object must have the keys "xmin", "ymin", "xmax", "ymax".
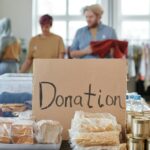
[
  {"xmin": 12, "ymin": 136, "xmax": 34, "ymax": 144},
  {"xmin": 119, "ymin": 143, "xmax": 127, "ymax": 150},
  {"xmin": 0, "ymin": 118, "xmax": 14, "ymax": 143},
  {"xmin": 69, "ymin": 111, "xmax": 121, "ymax": 148},
  {"xmin": 70, "ymin": 131, "xmax": 120, "ymax": 147},
  {"xmin": 11, "ymin": 120, "xmax": 34, "ymax": 144},
  {"xmin": 35, "ymin": 120, "xmax": 63, "ymax": 144},
  {"xmin": 71, "ymin": 111, "xmax": 121, "ymax": 133}
]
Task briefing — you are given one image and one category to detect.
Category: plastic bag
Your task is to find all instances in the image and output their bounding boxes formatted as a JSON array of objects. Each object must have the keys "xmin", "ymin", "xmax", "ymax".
[
  {"xmin": 34, "ymin": 120, "xmax": 63, "ymax": 144},
  {"xmin": 69, "ymin": 131, "xmax": 120, "ymax": 147},
  {"xmin": 71, "ymin": 111, "xmax": 121, "ymax": 132},
  {"xmin": 0, "ymin": 117, "xmax": 14, "ymax": 143},
  {"xmin": 11, "ymin": 120, "xmax": 34, "ymax": 144}
]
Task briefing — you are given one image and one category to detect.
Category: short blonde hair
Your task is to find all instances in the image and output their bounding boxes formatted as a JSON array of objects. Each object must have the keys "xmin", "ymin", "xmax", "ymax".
[{"xmin": 83, "ymin": 4, "xmax": 104, "ymax": 17}]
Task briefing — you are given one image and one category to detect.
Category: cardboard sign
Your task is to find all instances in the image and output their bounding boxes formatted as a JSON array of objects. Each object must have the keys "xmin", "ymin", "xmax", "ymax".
[{"xmin": 33, "ymin": 59, "xmax": 127, "ymax": 139}]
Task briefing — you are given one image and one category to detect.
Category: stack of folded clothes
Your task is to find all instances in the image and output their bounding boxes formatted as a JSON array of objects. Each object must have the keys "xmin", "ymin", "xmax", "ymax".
[{"xmin": 0, "ymin": 92, "xmax": 32, "ymax": 117}]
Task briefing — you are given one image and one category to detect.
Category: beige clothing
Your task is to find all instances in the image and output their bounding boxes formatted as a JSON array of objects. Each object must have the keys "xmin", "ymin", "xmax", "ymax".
[
  {"xmin": 1, "ymin": 40, "xmax": 21, "ymax": 61},
  {"xmin": 27, "ymin": 33, "xmax": 65, "ymax": 59}
]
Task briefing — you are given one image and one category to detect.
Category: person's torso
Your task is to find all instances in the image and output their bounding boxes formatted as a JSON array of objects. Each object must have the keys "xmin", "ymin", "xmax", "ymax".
[
  {"xmin": 76, "ymin": 24, "xmax": 116, "ymax": 59},
  {"xmin": 31, "ymin": 34, "xmax": 61, "ymax": 59},
  {"xmin": 1, "ymin": 40, "xmax": 21, "ymax": 61}
]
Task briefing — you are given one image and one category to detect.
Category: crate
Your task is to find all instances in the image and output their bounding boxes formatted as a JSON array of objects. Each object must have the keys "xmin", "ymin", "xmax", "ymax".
[
  {"xmin": 0, "ymin": 143, "xmax": 61, "ymax": 150},
  {"xmin": 0, "ymin": 73, "xmax": 32, "ymax": 94}
]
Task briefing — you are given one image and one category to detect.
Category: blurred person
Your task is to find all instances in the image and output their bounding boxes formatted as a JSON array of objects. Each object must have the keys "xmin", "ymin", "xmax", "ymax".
[
  {"xmin": 20, "ymin": 14, "xmax": 65, "ymax": 73},
  {"xmin": 70, "ymin": 4, "xmax": 117, "ymax": 59},
  {"xmin": 0, "ymin": 18, "xmax": 21, "ymax": 75}
]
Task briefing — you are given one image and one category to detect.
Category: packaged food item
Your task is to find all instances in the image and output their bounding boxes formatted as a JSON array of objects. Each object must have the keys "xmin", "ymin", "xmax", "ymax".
[
  {"xmin": 69, "ymin": 111, "xmax": 121, "ymax": 149},
  {"xmin": 71, "ymin": 145, "xmax": 119, "ymax": 150},
  {"xmin": 35, "ymin": 120, "xmax": 63, "ymax": 144},
  {"xmin": 71, "ymin": 111, "xmax": 121, "ymax": 132},
  {"xmin": 11, "ymin": 120, "xmax": 34, "ymax": 144},
  {"xmin": 126, "ymin": 111, "xmax": 143, "ymax": 133},
  {"xmin": 70, "ymin": 131, "xmax": 120, "ymax": 147},
  {"xmin": 18, "ymin": 110, "xmax": 33, "ymax": 120},
  {"xmin": 128, "ymin": 138, "xmax": 145, "ymax": 150},
  {"xmin": 119, "ymin": 143, "xmax": 127, "ymax": 150},
  {"xmin": 132, "ymin": 117, "xmax": 150, "ymax": 139},
  {"xmin": 0, "ymin": 118, "xmax": 14, "ymax": 144},
  {"xmin": 0, "ymin": 104, "xmax": 26, "ymax": 112}
]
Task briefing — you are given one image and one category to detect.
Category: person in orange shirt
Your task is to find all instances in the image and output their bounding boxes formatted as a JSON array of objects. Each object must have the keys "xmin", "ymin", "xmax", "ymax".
[
  {"xmin": 0, "ymin": 18, "xmax": 21, "ymax": 75},
  {"xmin": 20, "ymin": 14, "xmax": 65, "ymax": 73}
]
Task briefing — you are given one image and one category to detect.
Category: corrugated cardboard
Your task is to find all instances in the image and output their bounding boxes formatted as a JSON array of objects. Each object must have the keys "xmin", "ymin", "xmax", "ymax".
[{"xmin": 33, "ymin": 59, "xmax": 127, "ymax": 140}]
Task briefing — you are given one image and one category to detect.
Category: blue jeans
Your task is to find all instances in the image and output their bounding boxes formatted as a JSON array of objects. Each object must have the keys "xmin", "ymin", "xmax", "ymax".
[{"xmin": 0, "ymin": 60, "xmax": 19, "ymax": 75}]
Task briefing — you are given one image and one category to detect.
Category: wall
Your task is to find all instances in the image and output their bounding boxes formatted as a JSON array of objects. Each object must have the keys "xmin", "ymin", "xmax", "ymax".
[{"xmin": 0, "ymin": 0, "xmax": 33, "ymax": 44}]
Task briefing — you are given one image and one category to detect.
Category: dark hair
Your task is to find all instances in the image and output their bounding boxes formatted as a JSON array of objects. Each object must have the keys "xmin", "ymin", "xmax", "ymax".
[{"xmin": 39, "ymin": 14, "xmax": 53, "ymax": 26}]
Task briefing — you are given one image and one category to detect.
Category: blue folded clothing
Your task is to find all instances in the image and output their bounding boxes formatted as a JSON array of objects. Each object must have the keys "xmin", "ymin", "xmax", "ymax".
[{"xmin": 0, "ymin": 92, "xmax": 32, "ymax": 104}]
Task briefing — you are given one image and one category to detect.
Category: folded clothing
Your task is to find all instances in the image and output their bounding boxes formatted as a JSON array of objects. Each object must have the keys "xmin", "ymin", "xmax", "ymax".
[
  {"xmin": 0, "ymin": 92, "xmax": 32, "ymax": 104},
  {"xmin": 35, "ymin": 120, "xmax": 63, "ymax": 144},
  {"xmin": 90, "ymin": 39, "xmax": 128, "ymax": 58}
]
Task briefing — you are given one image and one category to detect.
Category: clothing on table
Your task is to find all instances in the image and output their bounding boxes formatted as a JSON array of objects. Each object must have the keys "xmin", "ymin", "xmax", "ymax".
[
  {"xmin": 0, "ymin": 92, "xmax": 32, "ymax": 117},
  {"xmin": 0, "ymin": 92, "xmax": 32, "ymax": 104},
  {"xmin": 70, "ymin": 23, "xmax": 117, "ymax": 59},
  {"xmin": 27, "ymin": 33, "xmax": 65, "ymax": 59},
  {"xmin": 90, "ymin": 39, "xmax": 128, "ymax": 58}
]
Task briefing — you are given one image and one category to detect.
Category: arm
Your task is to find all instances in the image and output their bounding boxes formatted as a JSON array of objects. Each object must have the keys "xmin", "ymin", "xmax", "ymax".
[
  {"xmin": 58, "ymin": 37, "xmax": 66, "ymax": 59},
  {"xmin": 20, "ymin": 38, "xmax": 33, "ymax": 73},
  {"xmin": 59, "ymin": 52, "xmax": 65, "ymax": 58},
  {"xmin": 70, "ymin": 46, "xmax": 92, "ymax": 58},
  {"xmin": 20, "ymin": 58, "xmax": 32, "ymax": 73}
]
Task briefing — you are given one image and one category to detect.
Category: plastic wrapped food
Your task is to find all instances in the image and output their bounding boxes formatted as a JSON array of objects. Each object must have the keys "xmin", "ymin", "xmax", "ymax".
[
  {"xmin": 35, "ymin": 120, "xmax": 63, "ymax": 144},
  {"xmin": 69, "ymin": 111, "xmax": 121, "ymax": 149},
  {"xmin": 0, "ymin": 104, "xmax": 26, "ymax": 112},
  {"xmin": 0, "ymin": 118, "xmax": 14, "ymax": 143},
  {"xmin": 71, "ymin": 145, "xmax": 119, "ymax": 150},
  {"xmin": 71, "ymin": 111, "xmax": 121, "ymax": 132},
  {"xmin": 11, "ymin": 120, "xmax": 34, "ymax": 144},
  {"xmin": 69, "ymin": 131, "xmax": 120, "ymax": 147}
]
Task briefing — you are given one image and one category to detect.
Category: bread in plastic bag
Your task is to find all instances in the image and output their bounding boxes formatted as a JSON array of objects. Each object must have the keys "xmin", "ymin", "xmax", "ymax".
[
  {"xmin": 69, "ymin": 131, "xmax": 120, "ymax": 147},
  {"xmin": 71, "ymin": 111, "xmax": 121, "ymax": 132},
  {"xmin": 11, "ymin": 120, "xmax": 34, "ymax": 144},
  {"xmin": 35, "ymin": 120, "xmax": 63, "ymax": 144},
  {"xmin": 0, "ymin": 118, "xmax": 14, "ymax": 143}
]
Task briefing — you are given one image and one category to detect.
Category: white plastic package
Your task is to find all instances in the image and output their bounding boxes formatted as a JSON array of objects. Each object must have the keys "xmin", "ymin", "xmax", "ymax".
[{"xmin": 34, "ymin": 120, "xmax": 63, "ymax": 144}]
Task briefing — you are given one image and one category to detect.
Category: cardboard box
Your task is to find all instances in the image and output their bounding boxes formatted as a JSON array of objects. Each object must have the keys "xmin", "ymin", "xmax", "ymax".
[{"xmin": 33, "ymin": 59, "xmax": 127, "ymax": 139}]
